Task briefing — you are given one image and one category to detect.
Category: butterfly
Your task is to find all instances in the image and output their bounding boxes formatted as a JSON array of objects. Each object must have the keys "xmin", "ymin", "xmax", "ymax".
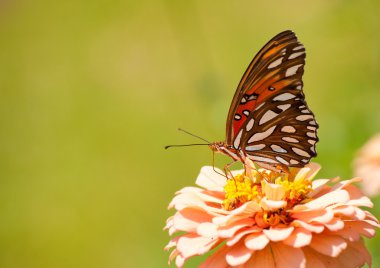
[{"xmin": 209, "ymin": 30, "xmax": 318, "ymax": 172}]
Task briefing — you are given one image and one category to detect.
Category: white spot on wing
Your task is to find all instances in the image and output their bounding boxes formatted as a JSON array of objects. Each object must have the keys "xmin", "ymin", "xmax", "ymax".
[
  {"xmin": 276, "ymin": 156, "xmax": 289, "ymax": 165},
  {"xmin": 282, "ymin": 137, "xmax": 299, "ymax": 143},
  {"xmin": 248, "ymin": 126, "xmax": 276, "ymax": 143},
  {"xmin": 246, "ymin": 144, "xmax": 265, "ymax": 151},
  {"xmin": 292, "ymin": 147, "xmax": 310, "ymax": 157},
  {"xmin": 273, "ymin": 93, "xmax": 296, "ymax": 101},
  {"xmin": 288, "ymin": 51, "xmax": 305, "ymax": 59},
  {"xmin": 243, "ymin": 110, "xmax": 250, "ymax": 116},
  {"xmin": 268, "ymin": 57, "xmax": 283, "ymax": 69},
  {"xmin": 233, "ymin": 130, "xmax": 243, "ymax": 149},
  {"xmin": 301, "ymin": 109, "xmax": 310, "ymax": 113},
  {"xmin": 281, "ymin": 126, "xmax": 296, "ymax": 133},
  {"xmin": 246, "ymin": 118, "xmax": 254, "ymax": 131},
  {"xmin": 296, "ymin": 85, "xmax": 302, "ymax": 90},
  {"xmin": 254, "ymin": 102, "xmax": 265, "ymax": 111},
  {"xmin": 234, "ymin": 114, "xmax": 241, "ymax": 120},
  {"xmin": 277, "ymin": 104, "xmax": 291, "ymax": 111},
  {"xmin": 290, "ymin": 159, "xmax": 299, "ymax": 165},
  {"xmin": 285, "ymin": 64, "xmax": 303, "ymax": 77},
  {"xmin": 309, "ymin": 120, "xmax": 317, "ymax": 125},
  {"xmin": 308, "ymin": 139, "xmax": 316, "ymax": 145},
  {"xmin": 250, "ymin": 155, "xmax": 278, "ymax": 164},
  {"xmin": 259, "ymin": 110, "xmax": 278, "ymax": 125},
  {"xmin": 293, "ymin": 45, "xmax": 304, "ymax": 51},
  {"xmin": 307, "ymin": 126, "xmax": 316, "ymax": 131},
  {"xmin": 307, "ymin": 132, "xmax": 317, "ymax": 138},
  {"xmin": 271, "ymin": 145, "xmax": 287, "ymax": 153},
  {"xmin": 296, "ymin": 115, "xmax": 314, "ymax": 121}
]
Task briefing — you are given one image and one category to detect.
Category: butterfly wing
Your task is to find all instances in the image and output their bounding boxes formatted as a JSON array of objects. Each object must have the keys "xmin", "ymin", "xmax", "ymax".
[{"xmin": 225, "ymin": 30, "xmax": 318, "ymax": 167}]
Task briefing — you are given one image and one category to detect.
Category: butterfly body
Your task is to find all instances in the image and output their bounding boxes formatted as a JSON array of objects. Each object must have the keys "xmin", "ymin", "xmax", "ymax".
[{"xmin": 213, "ymin": 30, "xmax": 319, "ymax": 171}]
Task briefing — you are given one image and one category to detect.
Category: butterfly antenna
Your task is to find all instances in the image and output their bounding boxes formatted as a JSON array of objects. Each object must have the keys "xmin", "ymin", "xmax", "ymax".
[
  {"xmin": 177, "ymin": 128, "xmax": 211, "ymax": 143},
  {"xmin": 164, "ymin": 143, "xmax": 209, "ymax": 150}
]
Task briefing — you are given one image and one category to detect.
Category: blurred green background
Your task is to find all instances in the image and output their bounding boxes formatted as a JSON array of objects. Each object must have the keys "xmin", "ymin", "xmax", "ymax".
[{"xmin": 0, "ymin": 0, "xmax": 379, "ymax": 267}]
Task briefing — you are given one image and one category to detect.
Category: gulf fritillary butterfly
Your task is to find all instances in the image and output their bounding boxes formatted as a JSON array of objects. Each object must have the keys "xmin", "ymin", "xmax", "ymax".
[{"xmin": 209, "ymin": 30, "xmax": 318, "ymax": 172}]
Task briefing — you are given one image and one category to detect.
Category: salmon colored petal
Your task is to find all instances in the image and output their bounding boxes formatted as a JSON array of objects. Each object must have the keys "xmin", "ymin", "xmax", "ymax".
[
  {"xmin": 245, "ymin": 232, "xmax": 270, "ymax": 250},
  {"xmin": 263, "ymin": 226, "xmax": 294, "ymax": 242},
  {"xmin": 283, "ymin": 228, "xmax": 312, "ymax": 248},
  {"xmin": 225, "ymin": 242, "xmax": 253, "ymax": 266},
  {"xmin": 291, "ymin": 209, "xmax": 334, "ymax": 224},
  {"xmin": 175, "ymin": 254, "xmax": 186, "ymax": 268},
  {"xmin": 262, "ymin": 180, "xmax": 286, "ymax": 201},
  {"xmin": 303, "ymin": 247, "xmax": 340, "ymax": 268},
  {"xmin": 226, "ymin": 227, "xmax": 261, "ymax": 246},
  {"xmin": 345, "ymin": 185, "xmax": 373, "ymax": 208},
  {"xmin": 169, "ymin": 192, "xmax": 224, "ymax": 214},
  {"xmin": 217, "ymin": 217, "xmax": 256, "ymax": 238},
  {"xmin": 309, "ymin": 179, "xmax": 331, "ymax": 198},
  {"xmin": 324, "ymin": 217, "xmax": 344, "ymax": 231},
  {"xmin": 332, "ymin": 205, "xmax": 355, "ymax": 217},
  {"xmin": 271, "ymin": 242, "xmax": 306, "ymax": 268},
  {"xmin": 197, "ymin": 222, "xmax": 218, "ymax": 237},
  {"xmin": 344, "ymin": 221, "xmax": 377, "ymax": 238},
  {"xmin": 196, "ymin": 166, "xmax": 226, "ymax": 191},
  {"xmin": 334, "ymin": 243, "xmax": 368, "ymax": 268},
  {"xmin": 294, "ymin": 190, "xmax": 349, "ymax": 210},
  {"xmin": 213, "ymin": 201, "xmax": 261, "ymax": 225},
  {"xmin": 309, "ymin": 234, "xmax": 347, "ymax": 257},
  {"xmin": 294, "ymin": 162, "xmax": 321, "ymax": 182},
  {"xmin": 244, "ymin": 246, "xmax": 275, "ymax": 268},
  {"xmin": 198, "ymin": 245, "xmax": 230, "ymax": 268},
  {"xmin": 291, "ymin": 219, "xmax": 324, "ymax": 233},
  {"xmin": 177, "ymin": 234, "xmax": 220, "ymax": 258},
  {"xmin": 173, "ymin": 208, "xmax": 213, "ymax": 232},
  {"xmin": 260, "ymin": 197, "xmax": 287, "ymax": 211},
  {"xmin": 348, "ymin": 241, "xmax": 372, "ymax": 267}
]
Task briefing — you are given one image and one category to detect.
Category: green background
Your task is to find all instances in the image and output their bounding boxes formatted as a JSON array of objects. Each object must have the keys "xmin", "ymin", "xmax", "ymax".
[{"xmin": 0, "ymin": 0, "xmax": 379, "ymax": 267}]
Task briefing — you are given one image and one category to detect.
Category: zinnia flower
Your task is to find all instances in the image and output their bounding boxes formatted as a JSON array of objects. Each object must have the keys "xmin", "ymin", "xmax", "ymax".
[
  {"xmin": 165, "ymin": 162, "xmax": 379, "ymax": 267},
  {"xmin": 354, "ymin": 133, "xmax": 380, "ymax": 196}
]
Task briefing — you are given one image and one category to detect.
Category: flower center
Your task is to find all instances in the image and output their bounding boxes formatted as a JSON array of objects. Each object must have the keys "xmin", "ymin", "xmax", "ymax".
[{"xmin": 222, "ymin": 170, "xmax": 313, "ymax": 213}]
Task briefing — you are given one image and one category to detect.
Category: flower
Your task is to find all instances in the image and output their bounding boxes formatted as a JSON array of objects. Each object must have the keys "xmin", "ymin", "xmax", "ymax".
[
  {"xmin": 165, "ymin": 162, "xmax": 379, "ymax": 267},
  {"xmin": 354, "ymin": 133, "xmax": 380, "ymax": 196}
]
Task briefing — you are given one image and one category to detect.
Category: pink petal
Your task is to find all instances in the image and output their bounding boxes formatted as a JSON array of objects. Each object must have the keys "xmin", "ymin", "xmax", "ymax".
[
  {"xmin": 226, "ymin": 242, "xmax": 253, "ymax": 266},
  {"xmin": 294, "ymin": 190, "xmax": 349, "ymax": 210},
  {"xmin": 324, "ymin": 217, "xmax": 344, "ymax": 231},
  {"xmin": 177, "ymin": 234, "xmax": 220, "ymax": 258},
  {"xmin": 263, "ymin": 226, "xmax": 294, "ymax": 242},
  {"xmin": 271, "ymin": 242, "xmax": 306, "ymax": 268},
  {"xmin": 245, "ymin": 232, "xmax": 270, "ymax": 250},
  {"xmin": 244, "ymin": 246, "xmax": 275, "ymax": 268},
  {"xmin": 283, "ymin": 228, "xmax": 312, "ymax": 248},
  {"xmin": 196, "ymin": 166, "xmax": 226, "ymax": 191},
  {"xmin": 226, "ymin": 226, "xmax": 261, "ymax": 246},
  {"xmin": 344, "ymin": 184, "xmax": 373, "ymax": 207},
  {"xmin": 309, "ymin": 234, "xmax": 347, "ymax": 257},
  {"xmin": 199, "ymin": 245, "xmax": 230, "ymax": 268},
  {"xmin": 291, "ymin": 219, "xmax": 324, "ymax": 233},
  {"xmin": 291, "ymin": 209, "xmax": 334, "ymax": 224},
  {"xmin": 217, "ymin": 217, "xmax": 256, "ymax": 238}
]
